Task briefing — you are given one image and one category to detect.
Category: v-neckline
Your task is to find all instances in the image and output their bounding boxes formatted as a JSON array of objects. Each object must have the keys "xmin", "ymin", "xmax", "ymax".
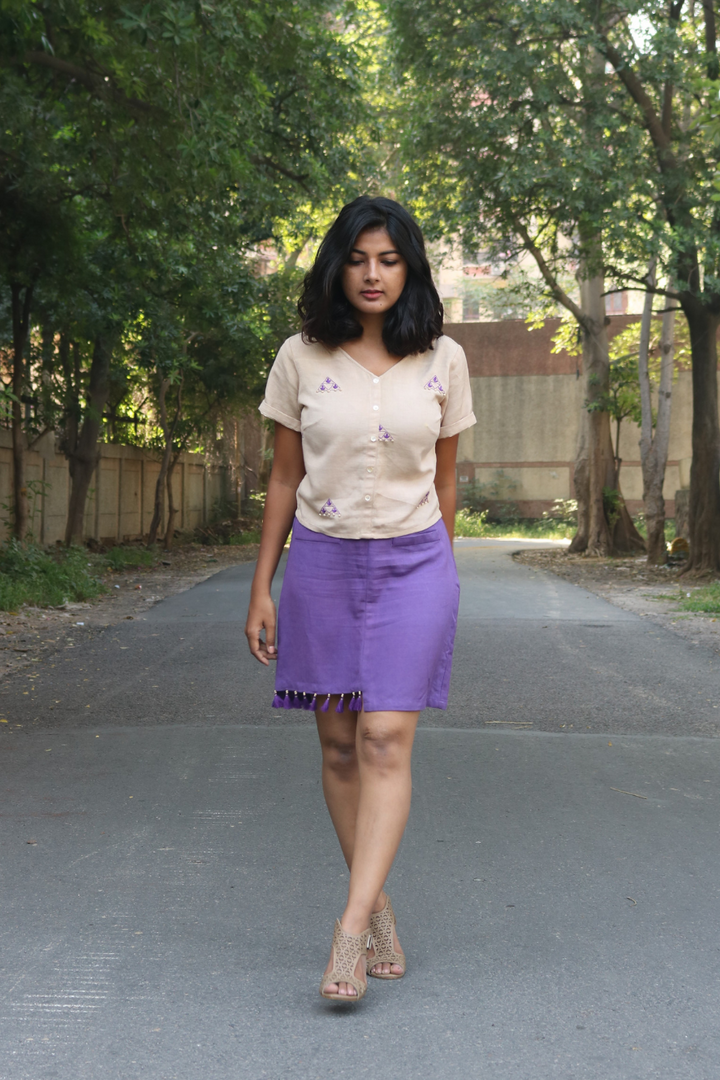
[{"xmin": 336, "ymin": 346, "xmax": 405, "ymax": 379}]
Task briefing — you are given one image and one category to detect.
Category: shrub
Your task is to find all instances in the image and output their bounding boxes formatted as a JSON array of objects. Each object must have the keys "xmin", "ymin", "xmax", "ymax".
[
  {"xmin": 0, "ymin": 541, "xmax": 106, "ymax": 610},
  {"xmin": 105, "ymin": 546, "xmax": 157, "ymax": 571}
]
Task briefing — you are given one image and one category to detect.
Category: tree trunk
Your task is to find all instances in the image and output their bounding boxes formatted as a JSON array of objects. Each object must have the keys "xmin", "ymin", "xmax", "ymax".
[
  {"xmin": 638, "ymin": 267, "xmax": 676, "ymax": 565},
  {"xmin": 148, "ymin": 378, "xmax": 182, "ymax": 547},
  {"xmin": 569, "ymin": 245, "xmax": 645, "ymax": 556},
  {"xmin": 147, "ymin": 378, "xmax": 171, "ymax": 546},
  {"xmin": 163, "ymin": 452, "xmax": 182, "ymax": 550},
  {"xmin": 10, "ymin": 283, "xmax": 33, "ymax": 540},
  {"xmin": 64, "ymin": 333, "xmax": 117, "ymax": 545},
  {"xmin": 575, "ymin": 251, "xmax": 615, "ymax": 555},
  {"xmin": 683, "ymin": 301, "xmax": 720, "ymax": 573}
]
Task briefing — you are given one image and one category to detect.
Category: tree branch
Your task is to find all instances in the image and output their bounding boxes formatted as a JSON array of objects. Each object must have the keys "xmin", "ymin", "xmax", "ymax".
[
  {"xmin": 6, "ymin": 51, "xmax": 161, "ymax": 115},
  {"xmin": 598, "ymin": 38, "xmax": 679, "ymax": 169},
  {"xmin": 513, "ymin": 218, "xmax": 589, "ymax": 329}
]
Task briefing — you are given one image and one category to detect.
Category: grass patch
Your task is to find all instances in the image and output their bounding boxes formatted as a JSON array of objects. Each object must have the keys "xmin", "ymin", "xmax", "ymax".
[
  {"xmin": 455, "ymin": 510, "xmax": 573, "ymax": 541},
  {"xmin": 0, "ymin": 541, "xmax": 106, "ymax": 611},
  {"xmin": 678, "ymin": 583, "xmax": 720, "ymax": 614},
  {"xmin": 222, "ymin": 530, "xmax": 261, "ymax": 545},
  {"xmin": 104, "ymin": 546, "xmax": 157, "ymax": 571}
]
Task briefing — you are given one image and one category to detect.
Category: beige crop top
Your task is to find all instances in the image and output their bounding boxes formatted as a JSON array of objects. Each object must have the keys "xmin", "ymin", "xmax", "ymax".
[{"xmin": 258, "ymin": 332, "xmax": 476, "ymax": 539}]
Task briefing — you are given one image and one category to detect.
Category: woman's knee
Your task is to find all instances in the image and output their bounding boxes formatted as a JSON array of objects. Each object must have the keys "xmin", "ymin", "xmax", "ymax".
[
  {"xmin": 357, "ymin": 722, "xmax": 409, "ymax": 770},
  {"xmin": 321, "ymin": 735, "xmax": 358, "ymax": 776}
]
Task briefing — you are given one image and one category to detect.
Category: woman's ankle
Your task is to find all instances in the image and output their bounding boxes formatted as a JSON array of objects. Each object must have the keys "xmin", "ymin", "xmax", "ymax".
[{"xmin": 340, "ymin": 909, "xmax": 372, "ymax": 936}]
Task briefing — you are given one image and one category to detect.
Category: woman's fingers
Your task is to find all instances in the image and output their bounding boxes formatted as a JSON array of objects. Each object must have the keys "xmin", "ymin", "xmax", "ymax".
[
  {"xmin": 265, "ymin": 611, "xmax": 276, "ymax": 656},
  {"xmin": 245, "ymin": 598, "xmax": 278, "ymax": 664}
]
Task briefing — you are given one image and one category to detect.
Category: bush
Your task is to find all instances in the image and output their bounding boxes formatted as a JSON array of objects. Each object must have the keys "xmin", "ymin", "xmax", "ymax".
[
  {"xmin": 461, "ymin": 472, "xmax": 520, "ymax": 523},
  {"xmin": 0, "ymin": 541, "xmax": 106, "ymax": 610},
  {"xmin": 679, "ymin": 583, "xmax": 720, "ymax": 614},
  {"xmin": 104, "ymin": 546, "xmax": 157, "ymax": 571}
]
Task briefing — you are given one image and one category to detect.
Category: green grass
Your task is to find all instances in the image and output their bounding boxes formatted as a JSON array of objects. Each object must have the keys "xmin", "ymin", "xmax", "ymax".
[
  {"xmin": 222, "ymin": 530, "xmax": 261, "ymax": 545},
  {"xmin": 104, "ymin": 545, "xmax": 157, "ymax": 571},
  {"xmin": 454, "ymin": 509, "xmax": 574, "ymax": 540},
  {"xmin": 678, "ymin": 583, "xmax": 720, "ymax": 614},
  {"xmin": 0, "ymin": 541, "xmax": 106, "ymax": 611}
]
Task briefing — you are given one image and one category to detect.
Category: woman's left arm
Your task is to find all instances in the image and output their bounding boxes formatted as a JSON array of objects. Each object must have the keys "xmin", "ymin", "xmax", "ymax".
[{"xmin": 435, "ymin": 434, "xmax": 459, "ymax": 544}]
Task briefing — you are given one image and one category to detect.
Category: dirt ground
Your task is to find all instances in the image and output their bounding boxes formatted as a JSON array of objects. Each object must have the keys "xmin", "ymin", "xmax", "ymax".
[
  {"xmin": 0, "ymin": 544, "xmax": 260, "ymax": 682},
  {"xmin": 514, "ymin": 548, "xmax": 720, "ymax": 656}
]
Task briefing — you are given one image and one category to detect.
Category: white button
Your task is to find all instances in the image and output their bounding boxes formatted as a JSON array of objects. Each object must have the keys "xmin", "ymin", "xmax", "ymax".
[
  {"xmin": 367, "ymin": 467, "xmax": 373, "ymax": 473},
  {"xmin": 365, "ymin": 495, "xmax": 371, "ymax": 502},
  {"xmin": 370, "ymin": 436, "xmax": 377, "ymax": 442},
  {"xmin": 373, "ymin": 377, "xmax": 379, "ymax": 384},
  {"xmin": 372, "ymin": 404, "xmax": 379, "ymax": 411}
]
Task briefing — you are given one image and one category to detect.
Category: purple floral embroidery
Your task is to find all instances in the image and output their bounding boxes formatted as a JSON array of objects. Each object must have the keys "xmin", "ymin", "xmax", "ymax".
[
  {"xmin": 317, "ymin": 376, "xmax": 341, "ymax": 393},
  {"xmin": 418, "ymin": 491, "xmax": 430, "ymax": 507},
  {"xmin": 319, "ymin": 498, "xmax": 341, "ymax": 518},
  {"xmin": 378, "ymin": 424, "xmax": 394, "ymax": 442},
  {"xmin": 424, "ymin": 374, "xmax": 446, "ymax": 395}
]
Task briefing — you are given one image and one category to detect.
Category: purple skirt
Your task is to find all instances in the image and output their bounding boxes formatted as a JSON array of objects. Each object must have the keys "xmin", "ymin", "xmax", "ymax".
[{"xmin": 272, "ymin": 517, "xmax": 460, "ymax": 714}]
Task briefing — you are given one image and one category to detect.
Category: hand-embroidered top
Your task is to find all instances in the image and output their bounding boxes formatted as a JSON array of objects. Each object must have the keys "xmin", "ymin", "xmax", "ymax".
[{"xmin": 258, "ymin": 333, "xmax": 477, "ymax": 539}]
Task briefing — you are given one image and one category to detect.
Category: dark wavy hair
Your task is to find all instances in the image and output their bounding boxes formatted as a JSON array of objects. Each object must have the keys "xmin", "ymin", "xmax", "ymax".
[{"xmin": 298, "ymin": 196, "xmax": 443, "ymax": 356}]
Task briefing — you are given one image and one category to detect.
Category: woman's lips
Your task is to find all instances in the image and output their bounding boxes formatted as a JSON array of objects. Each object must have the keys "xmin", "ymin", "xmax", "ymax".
[{"xmin": 361, "ymin": 290, "xmax": 383, "ymax": 299}]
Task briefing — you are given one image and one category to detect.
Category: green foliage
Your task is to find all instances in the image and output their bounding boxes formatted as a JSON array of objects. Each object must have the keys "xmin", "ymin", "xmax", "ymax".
[
  {"xmin": 454, "ymin": 510, "xmax": 575, "ymax": 540},
  {"xmin": 678, "ymin": 584, "xmax": 720, "ymax": 614},
  {"xmin": 461, "ymin": 471, "xmax": 520, "ymax": 523},
  {"xmin": 0, "ymin": 541, "xmax": 106, "ymax": 610},
  {"xmin": 602, "ymin": 487, "xmax": 623, "ymax": 530},
  {"xmin": 104, "ymin": 546, "xmax": 157, "ymax": 571}
]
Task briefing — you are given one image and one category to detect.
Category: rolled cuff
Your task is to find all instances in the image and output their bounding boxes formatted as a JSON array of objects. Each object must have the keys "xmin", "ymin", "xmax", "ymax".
[
  {"xmin": 258, "ymin": 399, "xmax": 302, "ymax": 432},
  {"xmin": 438, "ymin": 412, "xmax": 477, "ymax": 439}
]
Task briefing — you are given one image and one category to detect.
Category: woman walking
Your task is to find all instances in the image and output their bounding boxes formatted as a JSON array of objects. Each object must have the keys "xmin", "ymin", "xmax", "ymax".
[{"xmin": 245, "ymin": 196, "xmax": 476, "ymax": 1002}]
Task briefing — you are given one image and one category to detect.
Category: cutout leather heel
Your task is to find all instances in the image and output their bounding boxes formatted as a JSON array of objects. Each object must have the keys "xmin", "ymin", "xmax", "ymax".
[
  {"xmin": 320, "ymin": 920, "xmax": 371, "ymax": 1002},
  {"xmin": 367, "ymin": 895, "xmax": 406, "ymax": 980}
]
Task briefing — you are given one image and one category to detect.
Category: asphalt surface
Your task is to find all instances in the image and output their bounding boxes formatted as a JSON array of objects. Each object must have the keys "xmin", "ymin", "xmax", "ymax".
[{"xmin": 2, "ymin": 539, "xmax": 720, "ymax": 1079}]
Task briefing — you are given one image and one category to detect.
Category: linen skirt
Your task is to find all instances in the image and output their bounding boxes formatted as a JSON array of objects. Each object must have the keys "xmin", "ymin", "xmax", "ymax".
[{"xmin": 272, "ymin": 516, "xmax": 460, "ymax": 714}]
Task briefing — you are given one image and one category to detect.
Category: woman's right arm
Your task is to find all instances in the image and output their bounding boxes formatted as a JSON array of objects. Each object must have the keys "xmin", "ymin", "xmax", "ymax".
[{"xmin": 245, "ymin": 423, "xmax": 306, "ymax": 665}]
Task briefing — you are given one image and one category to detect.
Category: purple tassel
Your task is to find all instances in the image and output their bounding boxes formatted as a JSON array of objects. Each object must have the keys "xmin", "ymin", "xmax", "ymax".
[
  {"xmin": 320, "ymin": 694, "xmax": 331, "ymax": 713},
  {"xmin": 335, "ymin": 694, "xmax": 345, "ymax": 714},
  {"xmin": 308, "ymin": 694, "xmax": 318, "ymax": 711},
  {"xmin": 351, "ymin": 693, "xmax": 362, "ymax": 712},
  {"xmin": 272, "ymin": 692, "xmax": 283, "ymax": 709},
  {"xmin": 283, "ymin": 691, "xmax": 292, "ymax": 710}
]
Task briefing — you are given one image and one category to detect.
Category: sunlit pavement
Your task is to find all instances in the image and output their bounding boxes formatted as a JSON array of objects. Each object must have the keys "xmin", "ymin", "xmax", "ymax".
[{"xmin": 2, "ymin": 540, "xmax": 719, "ymax": 1079}]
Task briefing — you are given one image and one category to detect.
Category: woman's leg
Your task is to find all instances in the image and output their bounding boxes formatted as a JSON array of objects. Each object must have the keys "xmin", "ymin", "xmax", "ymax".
[
  {"xmin": 316, "ymin": 706, "xmax": 360, "ymax": 868},
  {"xmin": 318, "ymin": 704, "xmax": 418, "ymax": 995}
]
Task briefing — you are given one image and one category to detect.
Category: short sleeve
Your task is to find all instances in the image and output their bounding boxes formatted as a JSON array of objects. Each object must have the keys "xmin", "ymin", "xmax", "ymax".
[
  {"xmin": 439, "ymin": 343, "xmax": 477, "ymax": 438},
  {"xmin": 258, "ymin": 339, "xmax": 301, "ymax": 432}
]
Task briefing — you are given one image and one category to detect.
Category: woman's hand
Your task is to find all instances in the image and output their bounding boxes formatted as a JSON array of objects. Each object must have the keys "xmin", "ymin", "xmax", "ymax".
[{"xmin": 245, "ymin": 591, "xmax": 278, "ymax": 665}]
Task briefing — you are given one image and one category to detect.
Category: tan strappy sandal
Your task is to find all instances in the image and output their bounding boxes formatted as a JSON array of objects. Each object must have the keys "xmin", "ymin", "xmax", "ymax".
[
  {"xmin": 367, "ymin": 895, "xmax": 406, "ymax": 980},
  {"xmin": 319, "ymin": 919, "xmax": 371, "ymax": 1002}
]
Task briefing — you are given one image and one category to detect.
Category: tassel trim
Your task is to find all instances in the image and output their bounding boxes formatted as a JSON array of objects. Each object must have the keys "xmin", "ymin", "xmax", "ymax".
[{"xmin": 272, "ymin": 690, "xmax": 363, "ymax": 713}]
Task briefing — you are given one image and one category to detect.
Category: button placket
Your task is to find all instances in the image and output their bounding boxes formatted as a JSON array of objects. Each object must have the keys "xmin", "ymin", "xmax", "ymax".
[{"xmin": 364, "ymin": 376, "xmax": 382, "ymax": 518}]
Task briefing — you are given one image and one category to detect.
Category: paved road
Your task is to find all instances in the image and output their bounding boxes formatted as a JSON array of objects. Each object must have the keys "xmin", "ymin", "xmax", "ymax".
[{"xmin": 2, "ymin": 540, "xmax": 720, "ymax": 1079}]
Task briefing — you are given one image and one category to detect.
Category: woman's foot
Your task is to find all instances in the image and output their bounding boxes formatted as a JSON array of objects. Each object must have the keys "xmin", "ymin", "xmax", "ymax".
[
  {"xmin": 320, "ymin": 919, "xmax": 370, "ymax": 1000},
  {"xmin": 367, "ymin": 892, "xmax": 405, "ymax": 978}
]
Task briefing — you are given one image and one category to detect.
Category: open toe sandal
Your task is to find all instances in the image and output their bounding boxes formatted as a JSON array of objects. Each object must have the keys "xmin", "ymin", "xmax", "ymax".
[
  {"xmin": 319, "ymin": 919, "xmax": 371, "ymax": 1002},
  {"xmin": 367, "ymin": 895, "xmax": 406, "ymax": 980}
]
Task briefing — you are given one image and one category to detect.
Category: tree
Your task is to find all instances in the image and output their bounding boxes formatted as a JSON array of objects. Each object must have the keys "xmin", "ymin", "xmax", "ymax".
[
  {"xmin": 0, "ymin": 0, "xmax": 368, "ymax": 542},
  {"xmin": 387, "ymin": 0, "xmax": 647, "ymax": 555}
]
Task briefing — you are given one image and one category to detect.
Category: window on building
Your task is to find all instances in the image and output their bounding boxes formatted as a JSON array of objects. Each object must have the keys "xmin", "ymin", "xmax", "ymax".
[
  {"xmin": 463, "ymin": 296, "xmax": 480, "ymax": 321},
  {"xmin": 604, "ymin": 290, "xmax": 627, "ymax": 314}
]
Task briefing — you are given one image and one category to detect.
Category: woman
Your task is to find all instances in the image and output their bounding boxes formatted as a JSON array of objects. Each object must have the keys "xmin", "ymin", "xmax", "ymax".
[{"xmin": 245, "ymin": 195, "xmax": 476, "ymax": 1002}]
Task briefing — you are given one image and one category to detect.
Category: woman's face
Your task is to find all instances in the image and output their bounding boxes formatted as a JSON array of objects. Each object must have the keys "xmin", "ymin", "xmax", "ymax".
[{"xmin": 341, "ymin": 227, "xmax": 408, "ymax": 317}]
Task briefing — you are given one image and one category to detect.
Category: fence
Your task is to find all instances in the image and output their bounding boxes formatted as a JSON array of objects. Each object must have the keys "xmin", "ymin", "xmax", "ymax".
[{"xmin": 0, "ymin": 430, "xmax": 231, "ymax": 544}]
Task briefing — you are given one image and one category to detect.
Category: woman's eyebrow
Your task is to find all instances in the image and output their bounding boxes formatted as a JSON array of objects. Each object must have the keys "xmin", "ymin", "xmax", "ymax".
[{"xmin": 351, "ymin": 247, "xmax": 400, "ymax": 256}]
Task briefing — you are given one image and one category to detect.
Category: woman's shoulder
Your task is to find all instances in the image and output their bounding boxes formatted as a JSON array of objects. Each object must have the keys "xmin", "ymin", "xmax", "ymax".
[
  {"xmin": 278, "ymin": 333, "xmax": 331, "ymax": 363},
  {"xmin": 430, "ymin": 333, "xmax": 464, "ymax": 364}
]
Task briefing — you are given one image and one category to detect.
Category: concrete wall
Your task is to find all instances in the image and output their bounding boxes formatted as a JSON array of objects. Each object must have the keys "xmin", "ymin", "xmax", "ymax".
[
  {"xmin": 0, "ymin": 431, "xmax": 230, "ymax": 544},
  {"xmin": 446, "ymin": 318, "xmax": 693, "ymax": 517}
]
